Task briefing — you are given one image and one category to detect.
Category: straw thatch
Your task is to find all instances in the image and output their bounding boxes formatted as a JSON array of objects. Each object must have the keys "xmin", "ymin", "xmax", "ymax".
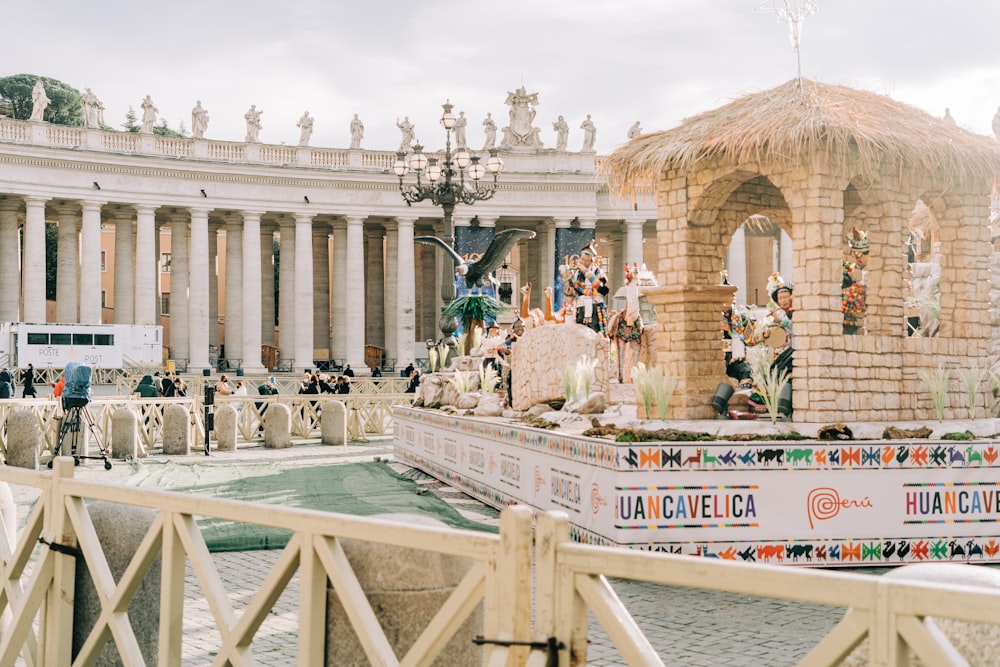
[{"xmin": 602, "ymin": 78, "xmax": 1000, "ymax": 196}]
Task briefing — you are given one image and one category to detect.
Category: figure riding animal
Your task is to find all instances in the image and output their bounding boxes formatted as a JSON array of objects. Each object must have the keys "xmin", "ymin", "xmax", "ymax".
[{"xmin": 606, "ymin": 263, "xmax": 647, "ymax": 383}]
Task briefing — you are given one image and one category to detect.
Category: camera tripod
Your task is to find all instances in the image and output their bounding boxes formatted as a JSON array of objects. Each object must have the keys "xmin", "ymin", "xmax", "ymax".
[{"xmin": 48, "ymin": 398, "xmax": 113, "ymax": 470}]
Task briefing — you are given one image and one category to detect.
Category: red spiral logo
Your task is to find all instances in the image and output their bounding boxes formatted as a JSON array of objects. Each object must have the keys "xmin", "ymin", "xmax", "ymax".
[
  {"xmin": 591, "ymin": 483, "xmax": 607, "ymax": 515},
  {"xmin": 807, "ymin": 487, "xmax": 841, "ymax": 529}
]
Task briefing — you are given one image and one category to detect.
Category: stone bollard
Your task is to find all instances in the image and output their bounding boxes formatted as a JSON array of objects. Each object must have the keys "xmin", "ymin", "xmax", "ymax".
[
  {"xmin": 841, "ymin": 563, "xmax": 1000, "ymax": 666},
  {"xmin": 325, "ymin": 514, "xmax": 482, "ymax": 666},
  {"xmin": 161, "ymin": 403, "xmax": 191, "ymax": 455},
  {"xmin": 263, "ymin": 402, "xmax": 292, "ymax": 449},
  {"xmin": 72, "ymin": 501, "xmax": 160, "ymax": 666},
  {"xmin": 6, "ymin": 409, "xmax": 40, "ymax": 469},
  {"xmin": 111, "ymin": 407, "xmax": 138, "ymax": 460},
  {"xmin": 321, "ymin": 401, "xmax": 347, "ymax": 446},
  {"xmin": 214, "ymin": 405, "xmax": 238, "ymax": 452}
]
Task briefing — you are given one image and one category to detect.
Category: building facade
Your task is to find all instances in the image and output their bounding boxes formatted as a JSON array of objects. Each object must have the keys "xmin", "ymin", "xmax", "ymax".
[{"xmin": 0, "ymin": 118, "xmax": 657, "ymax": 373}]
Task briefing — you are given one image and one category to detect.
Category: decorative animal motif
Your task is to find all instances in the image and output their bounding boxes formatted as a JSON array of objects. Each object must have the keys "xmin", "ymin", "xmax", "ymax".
[
  {"xmin": 415, "ymin": 228, "xmax": 536, "ymax": 291},
  {"xmin": 718, "ymin": 449, "xmax": 738, "ymax": 466},
  {"xmin": 606, "ymin": 262, "xmax": 655, "ymax": 383},
  {"xmin": 756, "ymin": 448, "xmax": 783, "ymax": 466},
  {"xmin": 785, "ymin": 544, "xmax": 813, "ymax": 562},
  {"xmin": 542, "ymin": 286, "xmax": 564, "ymax": 324},
  {"xmin": 520, "ymin": 283, "xmax": 544, "ymax": 328},
  {"xmin": 896, "ymin": 540, "xmax": 911, "ymax": 561},
  {"xmin": 965, "ymin": 446, "xmax": 983, "ymax": 465},
  {"xmin": 948, "ymin": 540, "xmax": 966, "ymax": 559},
  {"xmin": 966, "ymin": 540, "xmax": 984, "ymax": 558},
  {"xmin": 682, "ymin": 450, "xmax": 702, "ymax": 467},
  {"xmin": 737, "ymin": 546, "xmax": 756, "ymax": 561},
  {"xmin": 949, "ymin": 447, "xmax": 966, "ymax": 465}
]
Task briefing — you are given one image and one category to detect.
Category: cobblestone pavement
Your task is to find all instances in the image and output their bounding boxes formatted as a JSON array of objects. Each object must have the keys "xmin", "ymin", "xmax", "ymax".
[{"xmin": 6, "ymin": 439, "xmax": 866, "ymax": 665}]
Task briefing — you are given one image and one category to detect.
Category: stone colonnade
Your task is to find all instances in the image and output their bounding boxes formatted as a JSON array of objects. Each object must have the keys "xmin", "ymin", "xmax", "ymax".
[{"xmin": 0, "ymin": 196, "xmax": 651, "ymax": 374}]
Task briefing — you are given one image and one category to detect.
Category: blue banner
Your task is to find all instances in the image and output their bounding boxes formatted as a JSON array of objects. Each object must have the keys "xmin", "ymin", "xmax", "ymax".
[{"xmin": 554, "ymin": 227, "xmax": 596, "ymax": 312}]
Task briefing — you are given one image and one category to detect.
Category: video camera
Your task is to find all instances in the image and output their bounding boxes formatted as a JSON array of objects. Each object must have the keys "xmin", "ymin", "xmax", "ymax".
[{"xmin": 62, "ymin": 362, "xmax": 93, "ymax": 408}]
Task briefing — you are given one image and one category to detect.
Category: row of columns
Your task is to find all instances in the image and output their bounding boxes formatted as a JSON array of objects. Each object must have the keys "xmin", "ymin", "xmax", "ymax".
[
  {"xmin": 0, "ymin": 195, "xmax": 643, "ymax": 372},
  {"xmin": 0, "ymin": 197, "xmax": 420, "ymax": 375}
]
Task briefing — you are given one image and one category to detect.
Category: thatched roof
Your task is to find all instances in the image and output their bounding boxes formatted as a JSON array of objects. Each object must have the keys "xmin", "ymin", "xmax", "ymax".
[{"xmin": 603, "ymin": 78, "xmax": 1000, "ymax": 195}]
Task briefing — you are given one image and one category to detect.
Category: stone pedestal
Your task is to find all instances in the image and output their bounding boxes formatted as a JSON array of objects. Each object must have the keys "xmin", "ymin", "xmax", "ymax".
[
  {"xmin": 6, "ymin": 410, "xmax": 40, "ymax": 469},
  {"xmin": 324, "ymin": 514, "xmax": 482, "ymax": 666},
  {"xmin": 161, "ymin": 404, "xmax": 191, "ymax": 455}
]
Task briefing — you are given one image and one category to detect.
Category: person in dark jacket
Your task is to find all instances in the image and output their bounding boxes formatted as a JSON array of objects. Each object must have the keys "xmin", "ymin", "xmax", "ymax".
[
  {"xmin": 134, "ymin": 375, "xmax": 160, "ymax": 398},
  {"xmin": 336, "ymin": 375, "xmax": 351, "ymax": 394},
  {"xmin": 21, "ymin": 363, "xmax": 38, "ymax": 398},
  {"xmin": 343, "ymin": 365, "xmax": 355, "ymax": 378},
  {"xmin": 0, "ymin": 370, "xmax": 13, "ymax": 399}
]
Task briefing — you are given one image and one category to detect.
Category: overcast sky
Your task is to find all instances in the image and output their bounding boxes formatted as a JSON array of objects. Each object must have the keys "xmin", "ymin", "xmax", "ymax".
[{"xmin": 5, "ymin": 1, "xmax": 999, "ymax": 154}]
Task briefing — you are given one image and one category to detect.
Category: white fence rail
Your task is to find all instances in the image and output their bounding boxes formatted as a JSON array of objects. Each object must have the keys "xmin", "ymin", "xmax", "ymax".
[{"xmin": 0, "ymin": 464, "xmax": 996, "ymax": 664}]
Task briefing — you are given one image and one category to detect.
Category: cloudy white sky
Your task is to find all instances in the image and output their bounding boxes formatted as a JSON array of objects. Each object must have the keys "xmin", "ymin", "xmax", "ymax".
[{"xmin": 5, "ymin": 0, "xmax": 999, "ymax": 154}]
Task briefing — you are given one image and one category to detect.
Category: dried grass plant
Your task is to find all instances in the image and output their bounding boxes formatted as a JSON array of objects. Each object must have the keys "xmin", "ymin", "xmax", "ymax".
[
  {"xmin": 749, "ymin": 349, "xmax": 790, "ymax": 425},
  {"xmin": 958, "ymin": 366, "xmax": 986, "ymax": 420},
  {"xmin": 448, "ymin": 370, "xmax": 475, "ymax": 395},
  {"xmin": 479, "ymin": 363, "xmax": 500, "ymax": 394},
  {"xmin": 919, "ymin": 364, "xmax": 951, "ymax": 422},
  {"xmin": 632, "ymin": 363, "xmax": 677, "ymax": 419},
  {"xmin": 561, "ymin": 364, "xmax": 578, "ymax": 405}
]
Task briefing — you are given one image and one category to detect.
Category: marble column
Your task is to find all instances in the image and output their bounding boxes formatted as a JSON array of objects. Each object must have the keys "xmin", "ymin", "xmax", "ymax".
[
  {"xmin": 22, "ymin": 197, "xmax": 47, "ymax": 323},
  {"xmin": 277, "ymin": 218, "xmax": 295, "ymax": 366},
  {"xmin": 260, "ymin": 226, "xmax": 276, "ymax": 346},
  {"xmin": 396, "ymin": 217, "xmax": 417, "ymax": 369},
  {"xmin": 207, "ymin": 222, "xmax": 220, "ymax": 353},
  {"xmin": 383, "ymin": 221, "xmax": 398, "ymax": 368},
  {"xmin": 293, "ymin": 213, "xmax": 314, "ymax": 372},
  {"xmin": 330, "ymin": 220, "xmax": 347, "ymax": 363},
  {"xmin": 169, "ymin": 214, "xmax": 190, "ymax": 364},
  {"xmin": 111, "ymin": 209, "xmax": 135, "ymax": 324},
  {"xmin": 365, "ymin": 227, "xmax": 385, "ymax": 350},
  {"xmin": 224, "ymin": 216, "xmax": 243, "ymax": 364},
  {"xmin": 55, "ymin": 204, "xmax": 80, "ymax": 323},
  {"xmin": 79, "ymin": 201, "xmax": 103, "ymax": 324},
  {"xmin": 134, "ymin": 205, "xmax": 157, "ymax": 326},
  {"xmin": 344, "ymin": 215, "xmax": 367, "ymax": 372},
  {"xmin": 242, "ymin": 211, "xmax": 266, "ymax": 373},
  {"xmin": 625, "ymin": 218, "xmax": 644, "ymax": 267},
  {"xmin": 0, "ymin": 201, "xmax": 22, "ymax": 322},
  {"xmin": 313, "ymin": 224, "xmax": 330, "ymax": 360},
  {"xmin": 188, "ymin": 208, "xmax": 211, "ymax": 372},
  {"xmin": 154, "ymin": 222, "xmax": 163, "ymax": 327}
]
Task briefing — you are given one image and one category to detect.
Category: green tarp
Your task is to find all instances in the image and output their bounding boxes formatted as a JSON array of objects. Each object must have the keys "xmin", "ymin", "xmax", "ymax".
[{"xmin": 127, "ymin": 460, "xmax": 497, "ymax": 552}]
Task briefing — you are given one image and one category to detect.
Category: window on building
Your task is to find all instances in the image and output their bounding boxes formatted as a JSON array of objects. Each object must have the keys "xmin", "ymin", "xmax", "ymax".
[
  {"xmin": 100, "ymin": 250, "xmax": 107, "ymax": 272},
  {"xmin": 161, "ymin": 253, "xmax": 171, "ymax": 273},
  {"xmin": 161, "ymin": 292, "xmax": 170, "ymax": 315},
  {"xmin": 101, "ymin": 290, "xmax": 107, "ymax": 308}
]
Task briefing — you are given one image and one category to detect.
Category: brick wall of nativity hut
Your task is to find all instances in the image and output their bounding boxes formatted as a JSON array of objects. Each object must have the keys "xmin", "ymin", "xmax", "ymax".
[{"xmin": 602, "ymin": 79, "xmax": 1000, "ymax": 423}]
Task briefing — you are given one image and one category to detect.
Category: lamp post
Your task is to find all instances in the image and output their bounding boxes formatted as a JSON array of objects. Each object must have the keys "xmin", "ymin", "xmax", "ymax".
[{"xmin": 394, "ymin": 100, "xmax": 503, "ymax": 326}]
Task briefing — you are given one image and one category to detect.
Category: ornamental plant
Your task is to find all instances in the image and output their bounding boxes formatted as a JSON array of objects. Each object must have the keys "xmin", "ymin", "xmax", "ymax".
[
  {"xmin": 448, "ymin": 370, "xmax": 475, "ymax": 395},
  {"xmin": 749, "ymin": 348, "xmax": 790, "ymax": 425},
  {"xmin": 442, "ymin": 296, "xmax": 506, "ymax": 355},
  {"xmin": 427, "ymin": 347, "xmax": 438, "ymax": 373},
  {"xmin": 958, "ymin": 366, "xmax": 986, "ymax": 420},
  {"xmin": 919, "ymin": 364, "xmax": 951, "ymax": 422},
  {"xmin": 561, "ymin": 363, "xmax": 578, "ymax": 405},
  {"xmin": 575, "ymin": 356, "xmax": 599, "ymax": 399},
  {"xmin": 632, "ymin": 363, "xmax": 656, "ymax": 418},
  {"xmin": 479, "ymin": 363, "xmax": 500, "ymax": 394}
]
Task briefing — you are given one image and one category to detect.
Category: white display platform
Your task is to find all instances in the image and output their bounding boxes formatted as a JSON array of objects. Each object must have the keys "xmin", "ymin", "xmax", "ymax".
[{"xmin": 394, "ymin": 407, "xmax": 1000, "ymax": 567}]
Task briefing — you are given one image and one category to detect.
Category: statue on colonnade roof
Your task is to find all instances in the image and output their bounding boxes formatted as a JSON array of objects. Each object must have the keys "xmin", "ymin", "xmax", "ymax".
[{"xmin": 501, "ymin": 86, "xmax": 543, "ymax": 149}]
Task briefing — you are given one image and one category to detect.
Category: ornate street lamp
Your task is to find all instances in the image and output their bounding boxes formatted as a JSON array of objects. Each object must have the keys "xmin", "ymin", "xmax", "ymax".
[{"xmin": 394, "ymin": 100, "xmax": 503, "ymax": 315}]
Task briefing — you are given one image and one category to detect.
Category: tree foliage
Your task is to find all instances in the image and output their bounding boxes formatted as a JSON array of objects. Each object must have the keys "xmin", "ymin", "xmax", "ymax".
[{"xmin": 0, "ymin": 74, "xmax": 83, "ymax": 125}]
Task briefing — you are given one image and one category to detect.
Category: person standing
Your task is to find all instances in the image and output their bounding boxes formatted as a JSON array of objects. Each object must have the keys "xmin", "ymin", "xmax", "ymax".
[
  {"xmin": 0, "ymin": 370, "xmax": 13, "ymax": 399},
  {"xmin": 21, "ymin": 363, "xmax": 38, "ymax": 398},
  {"xmin": 343, "ymin": 365, "xmax": 355, "ymax": 378},
  {"xmin": 215, "ymin": 374, "xmax": 233, "ymax": 396},
  {"xmin": 568, "ymin": 241, "xmax": 609, "ymax": 335}
]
